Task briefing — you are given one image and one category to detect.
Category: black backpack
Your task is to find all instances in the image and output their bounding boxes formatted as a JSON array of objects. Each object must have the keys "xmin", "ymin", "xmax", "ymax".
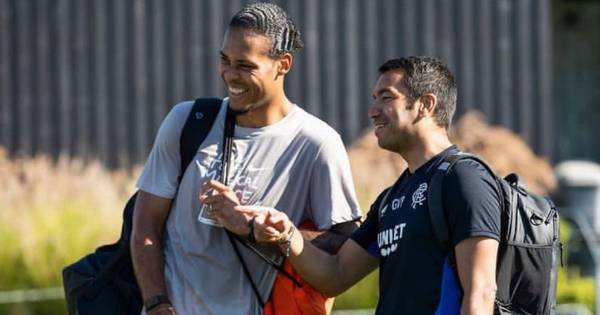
[
  {"xmin": 62, "ymin": 98, "xmax": 222, "ymax": 315},
  {"xmin": 428, "ymin": 153, "xmax": 561, "ymax": 315}
]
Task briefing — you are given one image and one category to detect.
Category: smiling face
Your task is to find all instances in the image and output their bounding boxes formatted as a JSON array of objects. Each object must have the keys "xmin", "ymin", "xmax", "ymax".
[
  {"xmin": 369, "ymin": 69, "xmax": 420, "ymax": 153},
  {"xmin": 219, "ymin": 27, "xmax": 287, "ymax": 114}
]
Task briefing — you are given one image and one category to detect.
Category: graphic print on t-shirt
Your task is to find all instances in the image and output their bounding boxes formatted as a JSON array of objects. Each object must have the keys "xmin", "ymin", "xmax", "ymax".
[
  {"xmin": 381, "ymin": 196, "xmax": 405, "ymax": 218},
  {"xmin": 376, "ymin": 181, "xmax": 429, "ymax": 257},
  {"xmin": 196, "ymin": 147, "xmax": 271, "ymax": 227}
]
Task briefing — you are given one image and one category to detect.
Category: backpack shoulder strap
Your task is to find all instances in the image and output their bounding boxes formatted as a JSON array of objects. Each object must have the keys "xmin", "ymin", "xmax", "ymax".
[
  {"xmin": 123, "ymin": 98, "xmax": 222, "ymax": 241},
  {"xmin": 179, "ymin": 98, "xmax": 223, "ymax": 181},
  {"xmin": 427, "ymin": 152, "xmax": 496, "ymax": 250},
  {"xmin": 82, "ymin": 98, "xmax": 224, "ymax": 302}
]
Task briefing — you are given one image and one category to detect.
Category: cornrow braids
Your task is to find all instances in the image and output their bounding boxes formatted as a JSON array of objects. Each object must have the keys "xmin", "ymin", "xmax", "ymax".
[{"xmin": 229, "ymin": 2, "xmax": 304, "ymax": 58}]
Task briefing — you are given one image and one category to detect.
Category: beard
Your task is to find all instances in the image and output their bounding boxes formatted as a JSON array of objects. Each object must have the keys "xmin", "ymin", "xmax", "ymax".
[
  {"xmin": 376, "ymin": 129, "xmax": 414, "ymax": 154},
  {"xmin": 229, "ymin": 106, "xmax": 250, "ymax": 115},
  {"xmin": 228, "ymin": 98, "xmax": 268, "ymax": 115}
]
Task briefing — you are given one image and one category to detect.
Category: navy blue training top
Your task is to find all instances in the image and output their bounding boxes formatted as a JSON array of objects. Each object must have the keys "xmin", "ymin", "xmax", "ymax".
[{"xmin": 351, "ymin": 146, "xmax": 501, "ymax": 315}]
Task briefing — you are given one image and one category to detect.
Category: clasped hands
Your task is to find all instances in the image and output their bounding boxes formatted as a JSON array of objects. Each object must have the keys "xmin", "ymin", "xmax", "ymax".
[{"xmin": 199, "ymin": 180, "xmax": 294, "ymax": 243}]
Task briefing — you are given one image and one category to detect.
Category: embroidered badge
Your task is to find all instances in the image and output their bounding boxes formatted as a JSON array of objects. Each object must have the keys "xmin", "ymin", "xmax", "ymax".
[{"xmin": 411, "ymin": 183, "xmax": 428, "ymax": 209}]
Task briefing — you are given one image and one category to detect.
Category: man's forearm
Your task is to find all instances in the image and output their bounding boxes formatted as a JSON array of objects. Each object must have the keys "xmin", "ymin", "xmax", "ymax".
[
  {"xmin": 460, "ymin": 286, "xmax": 496, "ymax": 315},
  {"xmin": 287, "ymin": 228, "xmax": 347, "ymax": 296},
  {"xmin": 130, "ymin": 191, "xmax": 174, "ymax": 304},
  {"xmin": 287, "ymin": 225, "xmax": 376, "ymax": 297},
  {"xmin": 301, "ymin": 221, "xmax": 360, "ymax": 254},
  {"xmin": 455, "ymin": 237, "xmax": 499, "ymax": 315},
  {"xmin": 131, "ymin": 233, "xmax": 169, "ymax": 302}
]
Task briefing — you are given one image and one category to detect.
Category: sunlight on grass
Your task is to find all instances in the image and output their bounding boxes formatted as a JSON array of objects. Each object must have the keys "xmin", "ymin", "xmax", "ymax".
[{"xmin": 0, "ymin": 148, "xmax": 138, "ymax": 290}]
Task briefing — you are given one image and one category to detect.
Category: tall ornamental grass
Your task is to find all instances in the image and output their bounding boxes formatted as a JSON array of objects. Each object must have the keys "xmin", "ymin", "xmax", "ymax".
[{"xmin": 0, "ymin": 148, "xmax": 137, "ymax": 290}]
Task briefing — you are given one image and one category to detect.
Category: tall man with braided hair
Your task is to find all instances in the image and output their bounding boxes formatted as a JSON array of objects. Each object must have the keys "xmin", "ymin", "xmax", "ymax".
[{"xmin": 131, "ymin": 2, "xmax": 361, "ymax": 315}]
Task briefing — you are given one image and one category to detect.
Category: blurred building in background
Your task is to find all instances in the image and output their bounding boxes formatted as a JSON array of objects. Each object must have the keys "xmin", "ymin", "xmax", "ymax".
[{"xmin": 0, "ymin": 0, "xmax": 597, "ymax": 168}]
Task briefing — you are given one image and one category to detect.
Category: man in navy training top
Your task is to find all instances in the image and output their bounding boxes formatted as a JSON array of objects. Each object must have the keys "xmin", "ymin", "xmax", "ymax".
[{"xmin": 236, "ymin": 56, "xmax": 501, "ymax": 315}]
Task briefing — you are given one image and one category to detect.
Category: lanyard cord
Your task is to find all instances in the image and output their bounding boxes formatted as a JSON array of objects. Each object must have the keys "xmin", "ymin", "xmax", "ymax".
[
  {"xmin": 221, "ymin": 108, "xmax": 266, "ymax": 306},
  {"xmin": 220, "ymin": 109, "xmax": 303, "ymax": 307}
]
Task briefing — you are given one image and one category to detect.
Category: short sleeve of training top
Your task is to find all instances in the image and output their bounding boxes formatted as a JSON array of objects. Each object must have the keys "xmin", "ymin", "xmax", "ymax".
[
  {"xmin": 307, "ymin": 132, "xmax": 362, "ymax": 230},
  {"xmin": 136, "ymin": 101, "xmax": 192, "ymax": 199},
  {"xmin": 351, "ymin": 154, "xmax": 501, "ymax": 258},
  {"xmin": 443, "ymin": 158, "xmax": 501, "ymax": 245},
  {"xmin": 350, "ymin": 186, "xmax": 394, "ymax": 257}
]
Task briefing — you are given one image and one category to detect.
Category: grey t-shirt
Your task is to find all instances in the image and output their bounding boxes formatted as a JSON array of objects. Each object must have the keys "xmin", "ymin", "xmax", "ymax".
[{"xmin": 137, "ymin": 98, "xmax": 361, "ymax": 315}]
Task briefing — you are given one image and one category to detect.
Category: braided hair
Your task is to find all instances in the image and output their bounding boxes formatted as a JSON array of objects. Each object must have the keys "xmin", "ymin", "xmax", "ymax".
[{"xmin": 229, "ymin": 2, "xmax": 304, "ymax": 58}]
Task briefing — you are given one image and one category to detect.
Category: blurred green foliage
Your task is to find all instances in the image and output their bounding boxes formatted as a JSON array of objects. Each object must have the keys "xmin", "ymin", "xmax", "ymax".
[
  {"xmin": 0, "ymin": 151, "xmax": 135, "ymax": 314},
  {"xmin": 333, "ymin": 272, "xmax": 379, "ymax": 310},
  {"xmin": 556, "ymin": 220, "xmax": 595, "ymax": 313}
]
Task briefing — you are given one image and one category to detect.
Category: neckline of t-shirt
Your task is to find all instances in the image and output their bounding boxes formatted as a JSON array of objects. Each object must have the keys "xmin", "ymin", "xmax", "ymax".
[
  {"xmin": 405, "ymin": 145, "xmax": 459, "ymax": 177},
  {"xmin": 390, "ymin": 145, "xmax": 458, "ymax": 196},
  {"xmin": 221, "ymin": 98, "xmax": 301, "ymax": 139}
]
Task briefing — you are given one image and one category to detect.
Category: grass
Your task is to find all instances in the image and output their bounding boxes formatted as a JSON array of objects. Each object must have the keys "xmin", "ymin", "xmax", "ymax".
[{"xmin": 0, "ymin": 149, "xmax": 136, "ymax": 314}]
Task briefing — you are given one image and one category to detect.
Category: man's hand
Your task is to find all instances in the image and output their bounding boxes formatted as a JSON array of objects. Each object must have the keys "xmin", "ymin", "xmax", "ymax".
[
  {"xmin": 236, "ymin": 205, "xmax": 359, "ymax": 254},
  {"xmin": 234, "ymin": 205, "xmax": 293, "ymax": 243},
  {"xmin": 199, "ymin": 180, "xmax": 252, "ymax": 235},
  {"xmin": 235, "ymin": 205, "xmax": 378, "ymax": 296}
]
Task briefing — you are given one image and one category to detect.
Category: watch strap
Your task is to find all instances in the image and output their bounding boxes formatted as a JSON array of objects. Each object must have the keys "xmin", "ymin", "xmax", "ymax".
[
  {"xmin": 144, "ymin": 294, "xmax": 171, "ymax": 312},
  {"xmin": 247, "ymin": 217, "xmax": 256, "ymax": 243}
]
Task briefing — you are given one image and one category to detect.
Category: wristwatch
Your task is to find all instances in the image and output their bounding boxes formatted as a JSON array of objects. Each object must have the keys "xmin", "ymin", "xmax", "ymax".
[{"xmin": 144, "ymin": 294, "xmax": 171, "ymax": 312}]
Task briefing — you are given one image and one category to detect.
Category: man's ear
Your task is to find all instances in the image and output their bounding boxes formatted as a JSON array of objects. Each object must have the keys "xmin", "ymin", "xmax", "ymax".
[
  {"xmin": 417, "ymin": 94, "xmax": 437, "ymax": 118},
  {"xmin": 277, "ymin": 53, "xmax": 293, "ymax": 75}
]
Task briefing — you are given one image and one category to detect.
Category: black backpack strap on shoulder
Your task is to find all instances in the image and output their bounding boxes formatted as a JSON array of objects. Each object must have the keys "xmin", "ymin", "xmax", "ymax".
[
  {"xmin": 123, "ymin": 98, "xmax": 222, "ymax": 241},
  {"xmin": 427, "ymin": 152, "xmax": 496, "ymax": 250},
  {"xmin": 428, "ymin": 155, "xmax": 455, "ymax": 250},
  {"xmin": 68, "ymin": 98, "xmax": 223, "ymax": 313},
  {"xmin": 179, "ymin": 97, "xmax": 223, "ymax": 183}
]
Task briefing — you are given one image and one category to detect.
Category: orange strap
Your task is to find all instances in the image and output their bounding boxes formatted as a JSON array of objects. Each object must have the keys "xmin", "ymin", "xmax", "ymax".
[
  {"xmin": 263, "ymin": 259, "xmax": 333, "ymax": 315},
  {"xmin": 263, "ymin": 221, "xmax": 334, "ymax": 315}
]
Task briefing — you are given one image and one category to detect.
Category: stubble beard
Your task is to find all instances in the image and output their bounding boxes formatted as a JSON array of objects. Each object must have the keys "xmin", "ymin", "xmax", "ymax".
[
  {"xmin": 229, "ymin": 98, "xmax": 269, "ymax": 116},
  {"xmin": 377, "ymin": 130, "xmax": 412, "ymax": 154}
]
